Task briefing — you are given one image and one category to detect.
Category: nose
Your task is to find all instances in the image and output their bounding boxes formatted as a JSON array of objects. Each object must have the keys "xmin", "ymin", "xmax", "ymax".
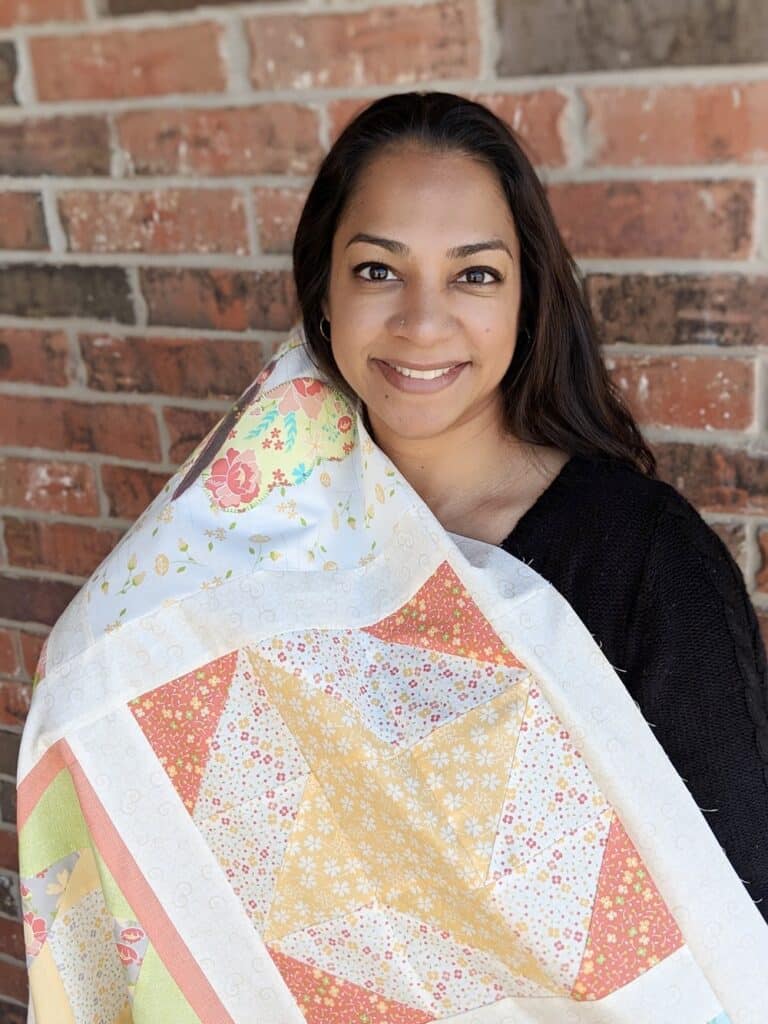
[{"xmin": 391, "ymin": 280, "xmax": 456, "ymax": 343}]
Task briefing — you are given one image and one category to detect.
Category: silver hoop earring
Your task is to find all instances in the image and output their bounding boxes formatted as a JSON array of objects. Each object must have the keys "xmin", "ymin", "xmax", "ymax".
[{"xmin": 319, "ymin": 316, "xmax": 331, "ymax": 341}]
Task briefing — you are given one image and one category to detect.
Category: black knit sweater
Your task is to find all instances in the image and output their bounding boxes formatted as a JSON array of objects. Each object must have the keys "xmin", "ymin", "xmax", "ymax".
[{"xmin": 499, "ymin": 453, "xmax": 768, "ymax": 924}]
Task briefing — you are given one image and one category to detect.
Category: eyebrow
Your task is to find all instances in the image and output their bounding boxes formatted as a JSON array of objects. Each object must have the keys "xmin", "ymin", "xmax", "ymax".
[{"xmin": 344, "ymin": 232, "xmax": 513, "ymax": 261}]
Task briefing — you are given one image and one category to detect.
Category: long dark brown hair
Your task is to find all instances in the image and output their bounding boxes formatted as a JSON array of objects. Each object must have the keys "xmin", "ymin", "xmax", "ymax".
[{"xmin": 174, "ymin": 89, "xmax": 654, "ymax": 501}]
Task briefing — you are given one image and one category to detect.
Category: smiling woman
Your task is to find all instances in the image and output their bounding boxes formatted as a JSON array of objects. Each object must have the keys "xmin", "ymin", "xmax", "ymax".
[{"xmin": 18, "ymin": 90, "xmax": 768, "ymax": 1024}]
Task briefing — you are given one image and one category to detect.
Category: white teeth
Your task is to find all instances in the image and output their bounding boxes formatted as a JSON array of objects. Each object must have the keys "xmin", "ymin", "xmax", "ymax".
[{"xmin": 386, "ymin": 362, "xmax": 457, "ymax": 380}]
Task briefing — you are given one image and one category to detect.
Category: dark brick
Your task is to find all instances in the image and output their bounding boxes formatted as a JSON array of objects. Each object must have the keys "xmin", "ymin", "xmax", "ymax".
[
  {"xmin": 0, "ymin": 116, "xmax": 110, "ymax": 176},
  {"xmin": 0, "ymin": 734, "xmax": 19, "ymax": 777},
  {"xmin": 0, "ymin": 43, "xmax": 17, "ymax": 105},
  {"xmin": 0, "ymin": 915, "xmax": 25, "ymax": 961},
  {"xmin": 0, "ymin": 830, "xmax": 18, "ymax": 874},
  {"xmin": 654, "ymin": 442, "xmax": 768, "ymax": 515},
  {"xmin": 0, "ymin": 1000, "xmax": 26, "ymax": 1024},
  {"xmin": 0, "ymin": 573, "xmax": 79, "ymax": 628},
  {"xmin": 496, "ymin": 0, "xmax": 768, "ymax": 75},
  {"xmin": 4, "ymin": 518, "xmax": 123, "ymax": 577},
  {"xmin": 140, "ymin": 268, "xmax": 296, "ymax": 331},
  {"xmin": 0, "ymin": 783, "xmax": 15, "ymax": 825},
  {"xmin": 80, "ymin": 334, "xmax": 274, "ymax": 398},
  {"xmin": 0, "ymin": 264, "xmax": 133, "ymax": 322},
  {"xmin": 0, "ymin": 872, "xmax": 20, "ymax": 918},
  {"xmin": 101, "ymin": 464, "xmax": 168, "ymax": 519},
  {"xmin": 163, "ymin": 406, "xmax": 223, "ymax": 464},
  {"xmin": 107, "ymin": 0, "xmax": 245, "ymax": 13},
  {"xmin": 587, "ymin": 274, "xmax": 768, "ymax": 347}
]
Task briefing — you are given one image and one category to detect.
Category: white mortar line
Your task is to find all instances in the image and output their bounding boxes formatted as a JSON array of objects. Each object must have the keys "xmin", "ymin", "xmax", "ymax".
[
  {"xmin": 125, "ymin": 265, "xmax": 148, "ymax": 326},
  {"xmin": 39, "ymin": 183, "xmax": 67, "ymax": 255},
  {"xmin": 476, "ymin": 0, "xmax": 499, "ymax": 82},
  {"xmin": 11, "ymin": 32, "xmax": 35, "ymax": 106},
  {"xmin": 219, "ymin": 14, "xmax": 252, "ymax": 96},
  {"xmin": 0, "ymin": 314, "xmax": 286, "ymax": 339},
  {"xmin": 558, "ymin": 86, "xmax": 587, "ymax": 171}
]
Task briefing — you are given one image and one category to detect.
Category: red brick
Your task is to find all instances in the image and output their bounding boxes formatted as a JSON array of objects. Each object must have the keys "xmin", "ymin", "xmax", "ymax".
[
  {"xmin": 605, "ymin": 354, "xmax": 754, "ymax": 430},
  {"xmin": 0, "ymin": 573, "xmax": 78, "ymax": 628},
  {"xmin": 0, "ymin": 0, "xmax": 83, "ymax": 26},
  {"xmin": 0, "ymin": 828, "xmax": 18, "ymax": 873},
  {"xmin": 80, "ymin": 334, "xmax": 276, "ymax": 398},
  {"xmin": 548, "ymin": 180, "xmax": 754, "ymax": 259},
  {"xmin": 4, "ymin": 518, "xmax": 123, "ymax": 576},
  {"xmin": 19, "ymin": 632, "xmax": 44, "ymax": 679},
  {"xmin": 0, "ymin": 329, "xmax": 70, "ymax": 385},
  {"xmin": 709, "ymin": 522, "xmax": 747, "ymax": 574},
  {"xmin": 252, "ymin": 187, "xmax": 307, "ymax": 255},
  {"xmin": 0, "ymin": 633, "xmax": 16, "ymax": 677},
  {"xmin": 0, "ymin": 958, "xmax": 27, "ymax": 1004},
  {"xmin": 59, "ymin": 189, "xmax": 248, "ymax": 256},
  {"xmin": 757, "ymin": 528, "xmax": 768, "ymax": 594},
  {"xmin": 30, "ymin": 23, "xmax": 225, "ymax": 102},
  {"xmin": 101, "ymin": 464, "xmax": 169, "ymax": 519},
  {"xmin": 247, "ymin": 1, "xmax": 480, "ymax": 90},
  {"xmin": 163, "ymin": 406, "xmax": 224, "ymax": 464},
  {"xmin": 654, "ymin": 443, "xmax": 768, "ymax": 515},
  {"xmin": 0, "ymin": 193, "xmax": 46, "ymax": 250},
  {"xmin": 116, "ymin": 104, "xmax": 322, "ymax": 177},
  {"xmin": 0, "ymin": 915, "xmax": 24, "ymax": 961},
  {"xmin": 0, "ymin": 396, "xmax": 161, "ymax": 461},
  {"xmin": 0, "ymin": 116, "xmax": 109, "ymax": 177},
  {"xmin": 584, "ymin": 82, "xmax": 768, "ymax": 167},
  {"xmin": 586, "ymin": 274, "xmax": 768, "ymax": 348},
  {"xmin": 0, "ymin": 457, "xmax": 99, "ymax": 516},
  {"xmin": 0, "ymin": 683, "xmax": 29, "ymax": 730},
  {"xmin": 140, "ymin": 268, "xmax": 296, "ymax": 332}
]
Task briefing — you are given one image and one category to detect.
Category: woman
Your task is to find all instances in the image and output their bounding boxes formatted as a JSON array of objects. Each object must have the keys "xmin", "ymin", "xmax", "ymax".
[{"xmin": 18, "ymin": 90, "xmax": 768, "ymax": 1022}]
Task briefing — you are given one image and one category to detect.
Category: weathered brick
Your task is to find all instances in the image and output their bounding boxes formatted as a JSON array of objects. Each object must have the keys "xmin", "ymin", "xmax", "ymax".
[
  {"xmin": 0, "ymin": 42, "xmax": 16, "ymax": 106},
  {"xmin": 0, "ymin": 193, "xmax": 46, "ymax": 250},
  {"xmin": 0, "ymin": 683, "xmax": 30, "ymax": 729},
  {"xmin": 247, "ymin": 2, "xmax": 480, "ymax": 91},
  {"xmin": 0, "ymin": 573, "xmax": 79, "ymax": 628},
  {"xmin": 0, "ymin": 116, "xmax": 110, "ymax": 176},
  {"xmin": 0, "ymin": 396, "xmax": 161, "ymax": 461},
  {"xmin": 0, "ymin": 633, "xmax": 16, "ymax": 677},
  {"xmin": 0, "ymin": 955, "xmax": 27, "ymax": 1004},
  {"xmin": 0, "ymin": 264, "xmax": 133, "ymax": 321},
  {"xmin": 0, "ymin": 0, "xmax": 83, "ymax": 26},
  {"xmin": 1, "ymin": 783, "xmax": 15, "ymax": 825},
  {"xmin": 0, "ymin": 915, "xmax": 24, "ymax": 961},
  {"xmin": 605, "ymin": 354, "xmax": 754, "ymax": 430},
  {"xmin": 60, "ymin": 188, "xmax": 248, "ymax": 255},
  {"xmin": 80, "ymin": 334, "xmax": 275, "ymax": 398},
  {"xmin": 19, "ymin": 632, "xmax": 44, "ymax": 679},
  {"xmin": 654, "ymin": 442, "xmax": 768, "ymax": 515},
  {"xmin": 0, "ymin": 828, "xmax": 18, "ymax": 873},
  {"xmin": 587, "ymin": 275, "xmax": 768, "ymax": 348},
  {"xmin": 548, "ymin": 181, "xmax": 754, "ymax": 259},
  {"xmin": 4, "ymin": 518, "xmax": 123, "ymax": 576},
  {"xmin": 0, "ymin": 998, "xmax": 26, "ymax": 1024},
  {"xmin": 163, "ymin": 406, "xmax": 223, "ymax": 464},
  {"xmin": 0, "ymin": 457, "xmax": 99, "ymax": 516},
  {"xmin": 757, "ymin": 527, "xmax": 768, "ymax": 594},
  {"xmin": 140, "ymin": 268, "xmax": 296, "ymax": 332},
  {"xmin": 583, "ymin": 82, "xmax": 768, "ymax": 166},
  {"xmin": 0, "ymin": 329, "xmax": 70, "ymax": 385},
  {"xmin": 496, "ymin": 0, "xmax": 768, "ymax": 75},
  {"xmin": 101, "ymin": 464, "xmax": 168, "ymax": 519},
  {"xmin": 252, "ymin": 186, "xmax": 307, "ymax": 255},
  {"xmin": 30, "ymin": 23, "xmax": 225, "ymax": 102},
  {"xmin": 116, "ymin": 104, "xmax": 322, "ymax": 177},
  {"xmin": 0, "ymin": 732, "xmax": 19, "ymax": 775}
]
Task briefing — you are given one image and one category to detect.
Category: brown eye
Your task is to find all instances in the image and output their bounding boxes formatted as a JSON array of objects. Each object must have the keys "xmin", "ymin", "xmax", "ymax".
[{"xmin": 458, "ymin": 267, "xmax": 503, "ymax": 285}]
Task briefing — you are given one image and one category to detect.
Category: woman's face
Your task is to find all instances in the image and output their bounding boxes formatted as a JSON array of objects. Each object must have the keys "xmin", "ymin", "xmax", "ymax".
[{"xmin": 322, "ymin": 145, "xmax": 522, "ymax": 443}]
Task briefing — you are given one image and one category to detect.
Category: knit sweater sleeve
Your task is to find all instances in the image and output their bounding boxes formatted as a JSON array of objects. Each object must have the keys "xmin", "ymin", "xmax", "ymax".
[{"xmin": 624, "ymin": 486, "xmax": 768, "ymax": 924}]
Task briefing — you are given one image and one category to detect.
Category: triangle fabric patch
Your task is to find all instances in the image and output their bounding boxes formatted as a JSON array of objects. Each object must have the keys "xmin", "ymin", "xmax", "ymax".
[
  {"xmin": 571, "ymin": 812, "xmax": 685, "ymax": 1000},
  {"xmin": 267, "ymin": 945, "xmax": 435, "ymax": 1024},
  {"xmin": 129, "ymin": 650, "xmax": 239, "ymax": 812},
  {"xmin": 363, "ymin": 561, "xmax": 525, "ymax": 668}
]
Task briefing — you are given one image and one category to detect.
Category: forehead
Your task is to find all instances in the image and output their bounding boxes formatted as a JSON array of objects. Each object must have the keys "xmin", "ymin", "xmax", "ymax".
[{"xmin": 338, "ymin": 147, "xmax": 517, "ymax": 241}]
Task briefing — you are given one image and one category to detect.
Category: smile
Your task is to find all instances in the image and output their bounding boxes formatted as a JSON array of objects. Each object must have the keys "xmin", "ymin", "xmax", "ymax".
[{"xmin": 372, "ymin": 358, "xmax": 469, "ymax": 394}]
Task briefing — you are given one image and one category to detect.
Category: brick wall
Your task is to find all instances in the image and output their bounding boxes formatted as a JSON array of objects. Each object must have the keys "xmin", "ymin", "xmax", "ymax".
[{"xmin": 0, "ymin": 0, "xmax": 767, "ymax": 1014}]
